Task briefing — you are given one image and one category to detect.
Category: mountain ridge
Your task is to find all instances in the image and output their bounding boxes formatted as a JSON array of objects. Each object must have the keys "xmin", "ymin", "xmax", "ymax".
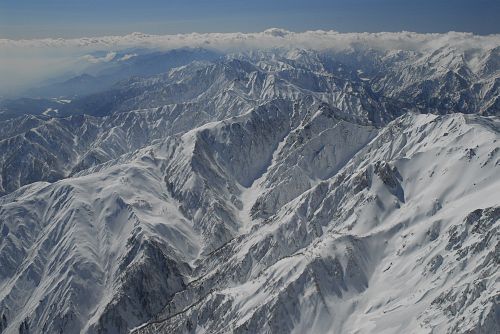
[{"xmin": 0, "ymin": 43, "xmax": 499, "ymax": 334}]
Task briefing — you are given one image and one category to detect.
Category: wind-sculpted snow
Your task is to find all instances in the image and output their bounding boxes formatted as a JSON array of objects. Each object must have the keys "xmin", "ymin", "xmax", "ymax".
[
  {"xmin": 132, "ymin": 113, "xmax": 500, "ymax": 334},
  {"xmin": 0, "ymin": 46, "xmax": 499, "ymax": 334},
  {"xmin": 0, "ymin": 146, "xmax": 200, "ymax": 333},
  {"xmin": 1, "ymin": 106, "xmax": 497, "ymax": 334}
]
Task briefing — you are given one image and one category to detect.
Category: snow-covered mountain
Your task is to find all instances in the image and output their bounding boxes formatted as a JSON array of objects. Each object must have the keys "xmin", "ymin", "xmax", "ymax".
[
  {"xmin": 0, "ymin": 32, "xmax": 499, "ymax": 334},
  {"xmin": 1, "ymin": 45, "xmax": 498, "ymax": 196}
]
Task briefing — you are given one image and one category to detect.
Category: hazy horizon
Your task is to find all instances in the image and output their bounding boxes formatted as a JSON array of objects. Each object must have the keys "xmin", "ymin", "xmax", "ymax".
[{"xmin": 1, "ymin": 28, "xmax": 498, "ymax": 97}]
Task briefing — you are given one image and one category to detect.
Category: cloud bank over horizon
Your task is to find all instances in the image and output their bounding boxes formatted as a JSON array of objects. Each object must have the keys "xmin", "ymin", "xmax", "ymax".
[
  {"xmin": 1, "ymin": 28, "xmax": 499, "ymax": 96},
  {"xmin": 2, "ymin": 28, "xmax": 500, "ymax": 51}
]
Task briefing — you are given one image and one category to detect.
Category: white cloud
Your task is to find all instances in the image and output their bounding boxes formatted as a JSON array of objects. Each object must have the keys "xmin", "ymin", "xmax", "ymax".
[
  {"xmin": 1, "ymin": 28, "xmax": 498, "ymax": 52},
  {"xmin": 81, "ymin": 51, "xmax": 117, "ymax": 63},
  {"xmin": 118, "ymin": 53, "xmax": 138, "ymax": 61}
]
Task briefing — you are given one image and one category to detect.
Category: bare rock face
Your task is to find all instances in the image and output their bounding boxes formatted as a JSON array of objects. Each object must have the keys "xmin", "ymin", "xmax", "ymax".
[{"xmin": 0, "ymin": 42, "xmax": 499, "ymax": 334}]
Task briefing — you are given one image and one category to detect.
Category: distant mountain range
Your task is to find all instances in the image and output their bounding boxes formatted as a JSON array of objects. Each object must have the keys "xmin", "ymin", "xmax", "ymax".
[{"xmin": 0, "ymin": 32, "xmax": 498, "ymax": 334}]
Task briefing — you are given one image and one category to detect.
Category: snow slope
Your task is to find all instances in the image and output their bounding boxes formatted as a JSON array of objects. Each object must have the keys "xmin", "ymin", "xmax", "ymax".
[
  {"xmin": 0, "ymin": 43, "xmax": 499, "ymax": 334},
  {"xmin": 2, "ymin": 45, "xmax": 498, "ymax": 196},
  {"xmin": 134, "ymin": 113, "xmax": 500, "ymax": 334},
  {"xmin": 1, "ymin": 107, "xmax": 498, "ymax": 333}
]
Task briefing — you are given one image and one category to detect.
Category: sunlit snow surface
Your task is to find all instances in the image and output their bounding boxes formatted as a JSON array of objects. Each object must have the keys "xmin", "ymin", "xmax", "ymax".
[{"xmin": 0, "ymin": 39, "xmax": 499, "ymax": 334}]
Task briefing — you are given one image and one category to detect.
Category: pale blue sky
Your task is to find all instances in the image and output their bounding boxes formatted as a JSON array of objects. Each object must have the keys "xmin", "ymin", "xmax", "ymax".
[{"xmin": 1, "ymin": 0, "xmax": 499, "ymax": 38}]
